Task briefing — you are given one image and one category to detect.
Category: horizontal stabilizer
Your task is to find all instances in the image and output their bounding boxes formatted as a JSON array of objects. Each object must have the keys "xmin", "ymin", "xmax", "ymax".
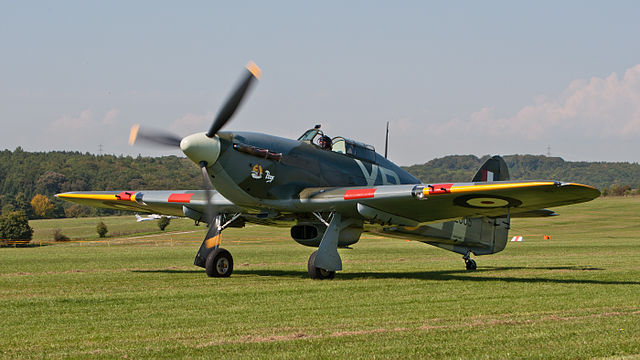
[{"xmin": 511, "ymin": 209, "xmax": 558, "ymax": 218}]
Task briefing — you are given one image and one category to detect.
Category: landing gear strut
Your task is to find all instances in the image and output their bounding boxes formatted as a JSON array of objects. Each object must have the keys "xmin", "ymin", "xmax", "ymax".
[
  {"xmin": 307, "ymin": 212, "xmax": 343, "ymax": 280},
  {"xmin": 194, "ymin": 213, "xmax": 241, "ymax": 277},
  {"xmin": 463, "ymin": 251, "xmax": 477, "ymax": 271}
]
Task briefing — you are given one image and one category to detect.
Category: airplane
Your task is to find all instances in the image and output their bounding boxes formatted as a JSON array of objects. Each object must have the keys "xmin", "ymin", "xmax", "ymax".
[
  {"xmin": 56, "ymin": 62, "xmax": 600, "ymax": 279},
  {"xmin": 135, "ymin": 214, "xmax": 180, "ymax": 222}
]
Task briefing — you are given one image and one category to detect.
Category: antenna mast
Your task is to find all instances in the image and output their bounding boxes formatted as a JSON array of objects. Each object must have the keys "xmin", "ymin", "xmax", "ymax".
[{"xmin": 384, "ymin": 121, "xmax": 389, "ymax": 159}]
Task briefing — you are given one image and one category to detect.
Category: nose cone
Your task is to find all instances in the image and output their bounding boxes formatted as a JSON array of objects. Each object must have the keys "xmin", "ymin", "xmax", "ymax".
[{"xmin": 180, "ymin": 133, "xmax": 221, "ymax": 166}]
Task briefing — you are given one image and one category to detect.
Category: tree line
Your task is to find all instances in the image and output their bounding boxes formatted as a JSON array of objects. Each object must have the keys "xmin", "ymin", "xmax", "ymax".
[
  {"xmin": 402, "ymin": 154, "xmax": 640, "ymax": 194},
  {"xmin": 0, "ymin": 147, "xmax": 201, "ymax": 219}
]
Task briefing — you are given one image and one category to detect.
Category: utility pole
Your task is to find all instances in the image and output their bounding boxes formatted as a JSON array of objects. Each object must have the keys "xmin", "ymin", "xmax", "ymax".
[
  {"xmin": 546, "ymin": 145, "xmax": 551, "ymax": 157},
  {"xmin": 98, "ymin": 144, "xmax": 103, "ymax": 156}
]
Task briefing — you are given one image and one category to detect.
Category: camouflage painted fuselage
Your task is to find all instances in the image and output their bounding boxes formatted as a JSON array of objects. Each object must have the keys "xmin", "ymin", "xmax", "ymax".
[{"xmin": 209, "ymin": 131, "xmax": 420, "ymax": 209}]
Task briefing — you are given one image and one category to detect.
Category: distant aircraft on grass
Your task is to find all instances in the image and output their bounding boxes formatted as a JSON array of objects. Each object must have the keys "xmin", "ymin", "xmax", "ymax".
[
  {"xmin": 57, "ymin": 62, "xmax": 600, "ymax": 279},
  {"xmin": 135, "ymin": 214, "xmax": 180, "ymax": 222}
]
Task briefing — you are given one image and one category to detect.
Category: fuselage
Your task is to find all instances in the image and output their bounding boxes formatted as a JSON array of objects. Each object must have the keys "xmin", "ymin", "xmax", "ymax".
[{"xmin": 206, "ymin": 131, "xmax": 420, "ymax": 209}]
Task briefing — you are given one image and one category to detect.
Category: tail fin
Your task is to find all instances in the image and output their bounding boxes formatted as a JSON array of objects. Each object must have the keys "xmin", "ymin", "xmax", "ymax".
[{"xmin": 472, "ymin": 155, "xmax": 510, "ymax": 182}]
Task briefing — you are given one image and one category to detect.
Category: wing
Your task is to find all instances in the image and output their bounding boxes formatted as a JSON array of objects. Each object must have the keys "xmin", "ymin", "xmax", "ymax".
[
  {"xmin": 56, "ymin": 190, "xmax": 242, "ymax": 218},
  {"xmin": 297, "ymin": 181, "xmax": 600, "ymax": 225}
]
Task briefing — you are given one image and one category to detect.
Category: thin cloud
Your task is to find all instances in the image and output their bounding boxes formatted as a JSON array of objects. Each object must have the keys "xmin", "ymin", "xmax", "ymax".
[
  {"xmin": 51, "ymin": 108, "xmax": 120, "ymax": 131},
  {"xmin": 102, "ymin": 108, "xmax": 119, "ymax": 125},
  {"xmin": 386, "ymin": 64, "xmax": 640, "ymax": 164},
  {"xmin": 51, "ymin": 109, "xmax": 93, "ymax": 130},
  {"xmin": 437, "ymin": 64, "xmax": 640, "ymax": 140},
  {"xmin": 170, "ymin": 112, "xmax": 214, "ymax": 135},
  {"xmin": 48, "ymin": 108, "xmax": 122, "ymax": 152}
]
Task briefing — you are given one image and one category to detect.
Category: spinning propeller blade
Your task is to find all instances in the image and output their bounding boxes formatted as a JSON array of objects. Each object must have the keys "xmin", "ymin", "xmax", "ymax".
[
  {"xmin": 200, "ymin": 162, "xmax": 216, "ymax": 225},
  {"xmin": 129, "ymin": 61, "xmax": 261, "ymax": 150},
  {"xmin": 193, "ymin": 161, "xmax": 222, "ymax": 268},
  {"xmin": 206, "ymin": 61, "xmax": 261, "ymax": 138},
  {"xmin": 128, "ymin": 124, "xmax": 182, "ymax": 147}
]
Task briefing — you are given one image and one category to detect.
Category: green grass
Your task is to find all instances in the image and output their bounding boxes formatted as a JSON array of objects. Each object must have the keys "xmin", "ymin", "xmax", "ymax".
[
  {"xmin": 1, "ymin": 197, "xmax": 640, "ymax": 359},
  {"xmin": 30, "ymin": 215, "xmax": 200, "ymax": 242}
]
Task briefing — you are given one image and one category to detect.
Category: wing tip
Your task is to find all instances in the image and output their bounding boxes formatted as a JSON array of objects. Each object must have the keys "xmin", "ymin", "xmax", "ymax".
[{"xmin": 565, "ymin": 182, "xmax": 601, "ymax": 199}]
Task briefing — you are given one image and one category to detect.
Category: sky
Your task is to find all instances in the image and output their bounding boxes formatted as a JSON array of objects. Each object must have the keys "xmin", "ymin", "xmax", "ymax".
[{"xmin": 2, "ymin": 1, "xmax": 640, "ymax": 165}]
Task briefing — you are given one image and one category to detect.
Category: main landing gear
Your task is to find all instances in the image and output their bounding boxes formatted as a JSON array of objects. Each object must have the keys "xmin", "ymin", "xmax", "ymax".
[
  {"xmin": 463, "ymin": 251, "xmax": 477, "ymax": 271},
  {"xmin": 193, "ymin": 213, "xmax": 241, "ymax": 277},
  {"xmin": 196, "ymin": 211, "xmax": 346, "ymax": 280},
  {"xmin": 307, "ymin": 212, "xmax": 343, "ymax": 280}
]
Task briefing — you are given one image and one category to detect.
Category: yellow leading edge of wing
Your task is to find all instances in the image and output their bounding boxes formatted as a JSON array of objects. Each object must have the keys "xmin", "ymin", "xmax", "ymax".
[
  {"xmin": 423, "ymin": 181, "xmax": 561, "ymax": 197},
  {"xmin": 56, "ymin": 193, "xmax": 119, "ymax": 201}
]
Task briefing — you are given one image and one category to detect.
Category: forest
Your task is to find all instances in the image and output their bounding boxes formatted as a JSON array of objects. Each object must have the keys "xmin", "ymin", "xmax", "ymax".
[
  {"xmin": 1, "ymin": 149, "xmax": 638, "ymax": 218},
  {"xmin": 0, "ymin": 148, "xmax": 200, "ymax": 218}
]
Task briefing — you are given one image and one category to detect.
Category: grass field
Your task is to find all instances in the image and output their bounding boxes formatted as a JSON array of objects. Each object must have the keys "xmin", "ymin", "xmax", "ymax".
[{"xmin": 1, "ymin": 197, "xmax": 639, "ymax": 359}]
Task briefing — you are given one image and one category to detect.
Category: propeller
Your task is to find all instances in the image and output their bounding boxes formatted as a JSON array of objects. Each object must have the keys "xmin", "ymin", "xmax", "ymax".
[
  {"xmin": 182, "ymin": 61, "xmax": 261, "ymax": 227},
  {"xmin": 128, "ymin": 62, "xmax": 261, "ymax": 269}
]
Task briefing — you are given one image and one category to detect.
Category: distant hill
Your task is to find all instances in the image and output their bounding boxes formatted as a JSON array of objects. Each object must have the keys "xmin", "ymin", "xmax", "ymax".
[{"xmin": 402, "ymin": 154, "xmax": 640, "ymax": 190}]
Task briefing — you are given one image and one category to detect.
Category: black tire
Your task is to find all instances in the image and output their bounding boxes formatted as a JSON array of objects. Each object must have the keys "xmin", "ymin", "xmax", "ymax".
[
  {"xmin": 465, "ymin": 259, "xmax": 477, "ymax": 271},
  {"xmin": 307, "ymin": 250, "xmax": 335, "ymax": 280},
  {"xmin": 205, "ymin": 248, "xmax": 234, "ymax": 277}
]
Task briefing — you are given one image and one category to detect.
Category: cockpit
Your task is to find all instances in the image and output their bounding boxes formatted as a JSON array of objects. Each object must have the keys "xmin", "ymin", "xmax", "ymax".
[{"xmin": 297, "ymin": 125, "xmax": 377, "ymax": 163}]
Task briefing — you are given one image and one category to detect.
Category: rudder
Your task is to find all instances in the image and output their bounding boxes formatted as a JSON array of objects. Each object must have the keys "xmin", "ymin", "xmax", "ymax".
[{"xmin": 472, "ymin": 155, "xmax": 510, "ymax": 182}]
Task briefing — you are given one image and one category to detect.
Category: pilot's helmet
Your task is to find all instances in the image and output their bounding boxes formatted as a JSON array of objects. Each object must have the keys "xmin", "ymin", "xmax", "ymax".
[{"xmin": 319, "ymin": 135, "xmax": 332, "ymax": 149}]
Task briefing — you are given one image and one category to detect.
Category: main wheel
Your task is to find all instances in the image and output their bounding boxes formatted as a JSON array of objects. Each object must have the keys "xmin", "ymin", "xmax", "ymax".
[
  {"xmin": 307, "ymin": 250, "xmax": 335, "ymax": 280},
  {"xmin": 205, "ymin": 248, "xmax": 234, "ymax": 277},
  {"xmin": 465, "ymin": 259, "xmax": 477, "ymax": 271}
]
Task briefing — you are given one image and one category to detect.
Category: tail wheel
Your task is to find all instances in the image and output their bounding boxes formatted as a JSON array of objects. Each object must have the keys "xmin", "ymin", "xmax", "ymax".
[
  {"xmin": 307, "ymin": 250, "xmax": 335, "ymax": 280},
  {"xmin": 205, "ymin": 248, "xmax": 234, "ymax": 277},
  {"xmin": 465, "ymin": 259, "xmax": 477, "ymax": 271}
]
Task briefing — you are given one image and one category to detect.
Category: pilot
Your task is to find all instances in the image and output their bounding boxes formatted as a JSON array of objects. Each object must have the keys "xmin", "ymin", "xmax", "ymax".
[{"xmin": 318, "ymin": 135, "xmax": 332, "ymax": 150}]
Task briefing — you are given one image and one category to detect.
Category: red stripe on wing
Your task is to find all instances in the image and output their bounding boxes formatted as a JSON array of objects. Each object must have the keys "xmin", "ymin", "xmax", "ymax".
[
  {"xmin": 168, "ymin": 193, "xmax": 194, "ymax": 203},
  {"xmin": 344, "ymin": 188, "xmax": 376, "ymax": 200},
  {"xmin": 427, "ymin": 183, "xmax": 453, "ymax": 195},
  {"xmin": 116, "ymin": 191, "xmax": 134, "ymax": 201}
]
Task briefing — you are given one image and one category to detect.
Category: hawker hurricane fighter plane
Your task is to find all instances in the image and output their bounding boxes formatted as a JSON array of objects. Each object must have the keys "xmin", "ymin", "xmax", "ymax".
[{"xmin": 57, "ymin": 62, "xmax": 600, "ymax": 279}]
